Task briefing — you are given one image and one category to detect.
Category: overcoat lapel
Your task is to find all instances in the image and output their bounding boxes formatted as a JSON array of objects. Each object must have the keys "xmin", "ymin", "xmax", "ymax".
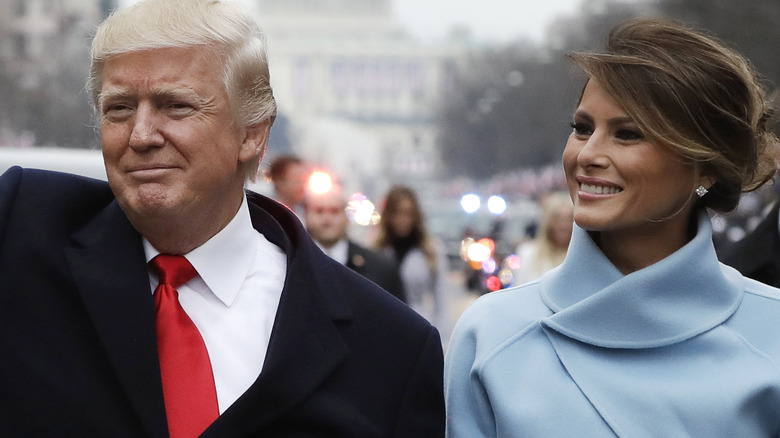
[
  {"xmin": 204, "ymin": 194, "xmax": 351, "ymax": 434},
  {"xmin": 62, "ymin": 192, "xmax": 352, "ymax": 435},
  {"xmin": 64, "ymin": 201, "xmax": 168, "ymax": 438},
  {"xmin": 345, "ymin": 241, "xmax": 367, "ymax": 275}
]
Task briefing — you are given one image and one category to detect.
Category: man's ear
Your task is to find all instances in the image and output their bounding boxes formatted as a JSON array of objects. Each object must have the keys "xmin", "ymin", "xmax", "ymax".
[{"xmin": 238, "ymin": 119, "xmax": 270, "ymax": 164}]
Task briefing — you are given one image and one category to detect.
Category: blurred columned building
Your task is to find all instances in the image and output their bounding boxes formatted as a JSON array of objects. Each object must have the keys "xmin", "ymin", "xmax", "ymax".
[
  {"xmin": 0, "ymin": 0, "xmax": 109, "ymax": 89},
  {"xmin": 0, "ymin": 0, "xmax": 111, "ymax": 147},
  {"xmin": 256, "ymin": 0, "xmax": 469, "ymax": 196}
]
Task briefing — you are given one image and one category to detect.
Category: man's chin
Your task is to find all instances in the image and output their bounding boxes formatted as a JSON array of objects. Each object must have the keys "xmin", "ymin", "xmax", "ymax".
[{"xmin": 117, "ymin": 188, "xmax": 182, "ymax": 221}]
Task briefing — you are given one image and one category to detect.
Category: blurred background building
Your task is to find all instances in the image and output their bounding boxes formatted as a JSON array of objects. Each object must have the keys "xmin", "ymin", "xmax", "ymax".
[
  {"xmin": 0, "ymin": 0, "xmax": 111, "ymax": 149},
  {"xmin": 258, "ymin": 0, "xmax": 467, "ymax": 197}
]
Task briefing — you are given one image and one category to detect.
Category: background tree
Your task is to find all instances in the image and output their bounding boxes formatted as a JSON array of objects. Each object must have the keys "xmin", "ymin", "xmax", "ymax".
[
  {"xmin": 655, "ymin": 0, "xmax": 780, "ymax": 88},
  {"xmin": 437, "ymin": 0, "xmax": 645, "ymax": 180}
]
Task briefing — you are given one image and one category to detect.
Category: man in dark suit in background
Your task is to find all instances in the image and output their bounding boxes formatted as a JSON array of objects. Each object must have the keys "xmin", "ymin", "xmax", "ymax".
[
  {"xmin": 0, "ymin": 0, "xmax": 444, "ymax": 436},
  {"xmin": 265, "ymin": 154, "xmax": 309, "ymax": 219},
  {"xmin": 719, "ymin": 200, "xmax": 780, "ymax": 288},
  {"xmin": 305, "ymin": 187, "xmax": 406, "ymax": 302},
  {"xmin": 718, "ymin": 90, "xmax": 780, "ymax": 288}
]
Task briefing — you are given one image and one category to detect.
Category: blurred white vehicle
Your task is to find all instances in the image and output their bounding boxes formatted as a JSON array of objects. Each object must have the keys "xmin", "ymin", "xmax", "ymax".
[{"xmin": 0, "ymin": 147, "xmax": 106, "ymax": 180}]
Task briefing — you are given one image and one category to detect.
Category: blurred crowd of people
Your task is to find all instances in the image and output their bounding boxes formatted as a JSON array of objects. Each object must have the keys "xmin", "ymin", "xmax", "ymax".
[
  {"xmin": 265, "ymin": 154, "xmax": 452, "ymax": 336},
  {"xmin": 510, "ymin": 191, "xmax": 573, "ymax": 284},
  {"xmin": 264, "ymin": 153, "xmax": 581, "ymax": 349},
  {"xmin": 265, "ymin": 152, "xmax": 589, "ymax": 355}
]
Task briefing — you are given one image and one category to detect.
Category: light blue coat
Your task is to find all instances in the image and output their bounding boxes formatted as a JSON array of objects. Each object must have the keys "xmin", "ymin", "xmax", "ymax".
[{"xmin": 445, "ymin": 213, "xmax": 780, "ymax": 437}]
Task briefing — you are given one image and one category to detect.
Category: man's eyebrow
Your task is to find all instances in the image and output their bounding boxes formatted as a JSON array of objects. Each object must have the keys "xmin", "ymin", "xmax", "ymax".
[
  {"xmin": 99, "ymin": 87, "xmax": 201, "ymax": 107},
  {"xmin": 150, "ymin": 87, "xmax": 200, "ymax": 101},
  {"xmin": 99, "ymin": 89, "xmax": 133, "ymax": 107}
]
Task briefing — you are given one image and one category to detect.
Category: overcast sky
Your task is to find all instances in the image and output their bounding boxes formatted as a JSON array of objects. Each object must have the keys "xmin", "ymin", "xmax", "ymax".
[
  {"xmin": 392, "ymin": 0, "xmax": 585, "ymax": 44},
  {"xmin": 120, "ymin": 0, "xmax": 587, "ymax": 45}
]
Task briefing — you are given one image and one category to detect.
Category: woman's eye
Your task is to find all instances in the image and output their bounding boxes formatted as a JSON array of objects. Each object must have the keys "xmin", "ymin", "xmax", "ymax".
[
  {"xmin": 570, "ymin": 122, "xmax": 592, "ymax": 136},
  {"xmin": 615, "ymin": 129, "xmax": 644, "ymax": 141}
]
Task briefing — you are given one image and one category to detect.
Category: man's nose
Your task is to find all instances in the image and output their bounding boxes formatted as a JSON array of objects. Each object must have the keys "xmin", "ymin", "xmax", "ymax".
[{"xmin": 128, "ymin": 104, "xmax": 164, "ymax": 150}]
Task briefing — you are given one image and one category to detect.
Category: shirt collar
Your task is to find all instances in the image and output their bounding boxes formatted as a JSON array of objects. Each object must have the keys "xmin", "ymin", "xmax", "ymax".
[
  {"xmin": 316, "ymin": 238, "xmax": 349, "ymax": 265},
  {"xmin": 539, "ymin": 211, "xmax": 744, "ymax": 349},
  {"xmin": 144, "ymin": 195, "xmax": 258, "ymax": 307}
]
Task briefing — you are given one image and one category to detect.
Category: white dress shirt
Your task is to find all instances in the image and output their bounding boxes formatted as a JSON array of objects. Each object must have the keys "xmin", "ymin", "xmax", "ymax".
[
  {"xmin": 144, "ymin": 195, "xmax": 286, "ymax": 413},
  {"xmin": 316, "ymin": 238, "xmax": 349, "ymax": 266}
]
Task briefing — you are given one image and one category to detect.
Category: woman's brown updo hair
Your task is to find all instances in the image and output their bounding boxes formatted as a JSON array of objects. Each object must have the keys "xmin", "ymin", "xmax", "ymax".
[{"xmin": 568, "ymin": 18, "xmax": 778, "ymax": 213}]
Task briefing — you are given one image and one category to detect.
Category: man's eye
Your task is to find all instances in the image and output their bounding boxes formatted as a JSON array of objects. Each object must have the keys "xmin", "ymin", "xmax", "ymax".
[
  {"xmin": 165, "ymin": 102, "xmax": 196, "ymax": 117},
  {"xmin": 167, "ymin": 102, "xmax": 195, "ymax": 111},
  {"xmin": 102, "ymin": 104, "xmax": 132, "ymax": 117}
]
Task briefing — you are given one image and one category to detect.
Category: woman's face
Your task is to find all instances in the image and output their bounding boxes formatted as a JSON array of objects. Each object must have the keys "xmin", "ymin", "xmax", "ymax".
[
  {"xmin": 389, "ymin": 197, "xmax": 416, "ymax": 238},
  {"xmin": 562, "ymin": 80, "xmax": 707, "ymax": 238},
  {"xmin": 548, "ymin": 204, "xmax": 574, "ymax": 248}
]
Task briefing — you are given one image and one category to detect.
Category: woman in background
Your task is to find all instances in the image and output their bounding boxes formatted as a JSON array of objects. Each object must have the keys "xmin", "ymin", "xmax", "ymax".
[
  {"xmin": 375, "ymin": 186, "xmax": 449, "ymax": 331},
  {"xmin": 445, "ymin": 18, "xmax": 780, "ymax": 437},
  {"xmin": 512, "ymin": 191, "xmax": 573, "ymax": 285}
]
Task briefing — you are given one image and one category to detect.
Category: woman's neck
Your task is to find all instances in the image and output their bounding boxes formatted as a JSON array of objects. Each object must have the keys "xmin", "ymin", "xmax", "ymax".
[{"xmin": 595, "ymin": 217, "xmax": 693, "ymax": 275}]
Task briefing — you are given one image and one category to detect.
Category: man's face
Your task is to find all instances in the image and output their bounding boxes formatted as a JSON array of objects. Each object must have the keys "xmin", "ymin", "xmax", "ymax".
[
  {"xmin": 275, "ymin": 162, "xmax": 308, "ymax": 206},
  {"xmin": 305, "ymin": 192, "xmax": 349, "ymax": 248},
  {"xmin": 99, "ymin": 46, "xmax": 261, "ymax": 228}
]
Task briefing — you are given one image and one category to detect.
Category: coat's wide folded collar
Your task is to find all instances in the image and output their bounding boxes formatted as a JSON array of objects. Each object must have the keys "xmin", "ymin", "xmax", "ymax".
[{"xmin": 539, "ymin": 212, "xmax": 744, "ymax": 349}]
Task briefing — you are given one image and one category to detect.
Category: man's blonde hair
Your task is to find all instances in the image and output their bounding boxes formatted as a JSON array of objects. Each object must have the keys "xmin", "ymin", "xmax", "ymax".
[{"xmin": 88, "ymin": 0, "xmax": 276, "ymax": 180}]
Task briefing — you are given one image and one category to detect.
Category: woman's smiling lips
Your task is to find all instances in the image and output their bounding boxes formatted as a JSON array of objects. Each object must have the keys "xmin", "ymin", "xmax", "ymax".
[{"xmin": 576, "ymin": 176, "xmax": 623, "ymax": 199}]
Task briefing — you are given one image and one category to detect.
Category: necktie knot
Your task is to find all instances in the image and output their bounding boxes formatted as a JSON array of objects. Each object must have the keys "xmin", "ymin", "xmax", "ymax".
[{"xmin": 151, "ymin": 254, "xmax": 197, "ymax": 289}]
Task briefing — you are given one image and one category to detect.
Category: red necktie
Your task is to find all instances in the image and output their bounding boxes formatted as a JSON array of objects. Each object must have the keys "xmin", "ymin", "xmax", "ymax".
[{"xmin": 151, "ymin": 255, "xmax": 219, "ymax": 438}]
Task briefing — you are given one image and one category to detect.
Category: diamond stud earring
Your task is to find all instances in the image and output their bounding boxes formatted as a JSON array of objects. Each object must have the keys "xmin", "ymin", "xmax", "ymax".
[{"xmin": 695, "ymin": 185, "xmax": 708, "ymax": 197}]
